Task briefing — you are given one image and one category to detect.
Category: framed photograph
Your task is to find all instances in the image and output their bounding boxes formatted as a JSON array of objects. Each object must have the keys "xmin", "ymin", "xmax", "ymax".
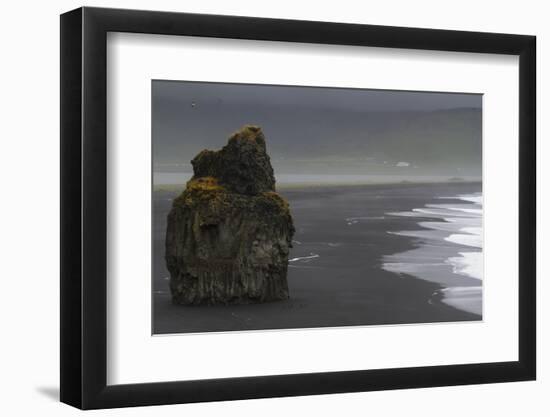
[{"xmin": 60, "ymin": 6, "xmax": 536, "ymax": 409}]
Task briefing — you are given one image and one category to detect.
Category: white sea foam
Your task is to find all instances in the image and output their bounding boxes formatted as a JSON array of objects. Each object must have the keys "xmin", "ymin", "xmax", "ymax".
[
  {"xmin": 426, "ymin": 204, "xmax": 482, "ymax": 216},
  {"xmin": 446, "ymin": 252, "xmax": 483, "ymax": 280},
  {"xmin": 346, "ymin": 215, "xmax": 387, "ymax": 225},
  {"xmin": 383, "ymin": 191, "xmax": 483, "ymax": 315},
  {"xmin": 445, "ymin": 232, "xmax": 482, "ymax": 248},
  {"xmin": 289, "ymin": 253, "xmax": 319, "ymax": 263},
  {"xmin": 417, "ymin": 221, "xmax": 465, "ymax": 232},
  {"xmin": 457, "ymin": 194, "xmax": 483, "ymax": 204},
  {"xmin": 437, "ymin": 193, "xmax": 482, "ymax": 205},
  {"xmin": 439, "ymin": 286, "xmax": 482, "ymax": 315}
]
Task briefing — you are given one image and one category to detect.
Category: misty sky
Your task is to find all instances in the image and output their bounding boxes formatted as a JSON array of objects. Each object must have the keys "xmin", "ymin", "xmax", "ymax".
[{"xmin": 152, "ymin": 80, "xmax": 482, "ymax": 177}]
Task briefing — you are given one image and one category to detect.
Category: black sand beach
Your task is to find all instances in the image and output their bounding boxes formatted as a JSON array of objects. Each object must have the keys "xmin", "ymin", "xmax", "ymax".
[{"xmin": 153, "ymin": 182, "xmax": 481, "ymax": 334}]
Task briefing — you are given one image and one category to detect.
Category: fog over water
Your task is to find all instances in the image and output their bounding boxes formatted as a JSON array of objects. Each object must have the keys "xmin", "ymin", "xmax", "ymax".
[{"xmin": 152, "ymin": 80, "xmax": 482, "ymax": 182}]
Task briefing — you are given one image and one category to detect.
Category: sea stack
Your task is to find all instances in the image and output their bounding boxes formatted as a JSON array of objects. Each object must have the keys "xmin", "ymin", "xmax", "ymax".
[{"xmin": 165, "ymin": 125, "xmax": 295, "ymax": 305}]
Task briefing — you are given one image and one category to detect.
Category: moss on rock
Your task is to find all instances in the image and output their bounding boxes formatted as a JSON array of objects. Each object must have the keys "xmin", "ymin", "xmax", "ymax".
[{"xmin": 165, "ymin": 126, "xmax": 294, "ymax": 305}]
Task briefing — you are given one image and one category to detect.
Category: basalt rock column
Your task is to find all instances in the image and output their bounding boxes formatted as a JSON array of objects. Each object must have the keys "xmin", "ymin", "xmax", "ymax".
[{"xmin": 165, "ymin": 125, "xmax": 295, "ymax": 305}]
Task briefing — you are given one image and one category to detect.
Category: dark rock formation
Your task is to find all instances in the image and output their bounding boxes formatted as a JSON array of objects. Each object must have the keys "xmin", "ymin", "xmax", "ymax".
[
  {"xmin": 191, "ymin": 125, "xmax": 276, "ymax": 195},
  {"xmin": 165, "ymin": 125, "xmax": 295, "ymax": 305}
]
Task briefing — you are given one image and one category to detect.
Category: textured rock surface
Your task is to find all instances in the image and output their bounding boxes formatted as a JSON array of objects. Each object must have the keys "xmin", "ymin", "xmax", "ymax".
[{"xmin": 165, "ymin": 125, "xmax": 295, "ymax": 305}]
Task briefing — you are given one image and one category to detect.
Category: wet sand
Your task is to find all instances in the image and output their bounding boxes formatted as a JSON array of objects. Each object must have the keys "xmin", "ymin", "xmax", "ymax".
[{"xmin": 153, "ymin": 182, "xmax": 482, "ymax": 334}]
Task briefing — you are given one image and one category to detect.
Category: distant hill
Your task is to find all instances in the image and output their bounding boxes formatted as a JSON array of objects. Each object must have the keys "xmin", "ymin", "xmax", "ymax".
[{"xmin": 153, "ymin": 95, "xmax": 481, "ymax": 176}]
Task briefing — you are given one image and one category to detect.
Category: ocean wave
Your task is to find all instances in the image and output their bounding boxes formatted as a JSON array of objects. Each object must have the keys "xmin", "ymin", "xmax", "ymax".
[
  {"xmin": 446, "ymin": 252, "xmax": 483, "ymax": 280},
  {"xmin": 383, "ymin": 261, "xmax": 447, "ymax": 275},
  {"xmin": 383, "ymin": 191, "xmax": 483, "ymax": 315},
  {"xmin": 458, "ymin": 193, "xmax": 482, "ymax": 204},
  {"xmin": 413, "ymin": 207, "xmax": 480, "ymax": 218},
  {"xmin": 445, "ymin": 233, "xmax": 482, "ymax": 249},
  {"xmin": 426, "ymin": 203, "xmax": 482, "ymax": 216},
  {"xmin": 437, "ymin": 192, "xmax": 482, "ymax": 205},
  {"xmin": 346, "ymin": 216, "xmax": 386, "ymax": 225},
  {"xmin": 289, "ymin": 253, "xmax": 320, "ymax": 263},
  {"xmin": 437, "ymin": 286, "xmax": 482, "ymax": 315},
  {"xmin": 417, "ymin": 220, "xmax": 468, "ymax": 232}
]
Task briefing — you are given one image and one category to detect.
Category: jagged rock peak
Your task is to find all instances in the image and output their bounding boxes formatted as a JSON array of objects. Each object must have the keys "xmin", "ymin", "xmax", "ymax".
[{"xmin": 190, "ymin": 125, "xmax": 276, "ymax": 195}]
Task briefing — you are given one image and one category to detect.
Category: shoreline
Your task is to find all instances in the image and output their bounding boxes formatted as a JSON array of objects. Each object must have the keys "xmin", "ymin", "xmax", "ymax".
[
  {"xmin": 153, "ymin": 179, "xmax": 482, "ymax": 193},
  {"xmin": 153, "ymin": 181, "xmax": 482, "ymax": 334},
  {"xmin": 382, "ymin": 190, "xmax": 483, "ymax": 315}
]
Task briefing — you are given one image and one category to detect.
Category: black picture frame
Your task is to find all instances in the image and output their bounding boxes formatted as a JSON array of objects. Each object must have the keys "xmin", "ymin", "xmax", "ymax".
[{"xmin": 60, "ymin": 6, "xmax": 536, "ymax": 410}]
